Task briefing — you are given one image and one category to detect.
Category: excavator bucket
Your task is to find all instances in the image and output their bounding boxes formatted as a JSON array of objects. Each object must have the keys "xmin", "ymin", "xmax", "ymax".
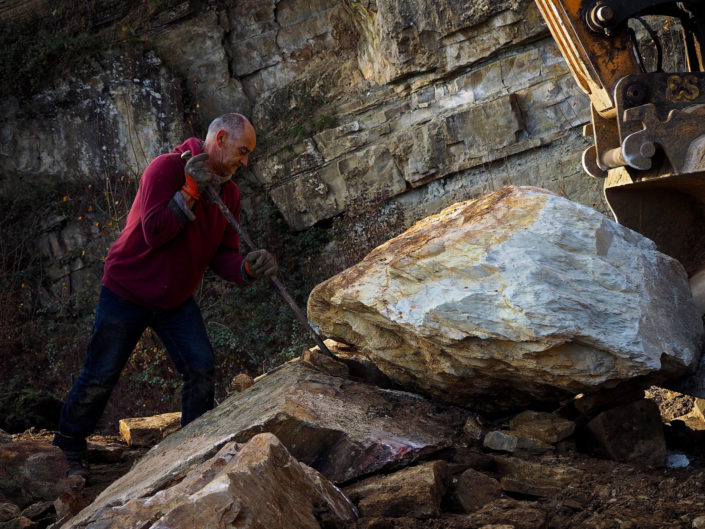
[
  {"xmin": 534, "ymin": 0, "xmax": 705, "ymax": 394},
  {"xmin": 604, "ymin": 171, "xmax": 705, "ymax": 278}
]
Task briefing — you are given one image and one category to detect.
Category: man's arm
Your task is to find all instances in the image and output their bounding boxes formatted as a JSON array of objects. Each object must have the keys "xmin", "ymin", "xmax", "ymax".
[
  {"xmin": 205, "ymin": 181, "xmax": 242, "ymax": 282},
  {"xmin": 140, "ymin": 155, "xmax": 192, "ymax": 248},
  {"xmin": 210, "ymin": 198, "xmax": 278, "ymax": 283}
]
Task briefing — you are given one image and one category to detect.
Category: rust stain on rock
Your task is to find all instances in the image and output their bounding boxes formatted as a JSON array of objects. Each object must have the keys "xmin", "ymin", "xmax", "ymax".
[{"xmin": 309, "ymin": 186, "xmax": 548, "ymax": 318}]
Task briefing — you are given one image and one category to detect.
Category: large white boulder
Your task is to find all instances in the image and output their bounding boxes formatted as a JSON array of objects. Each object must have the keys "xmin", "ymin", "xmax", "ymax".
[{"xmin": 308, "ymin": 186, "xmax": 704, "ymax": 411}]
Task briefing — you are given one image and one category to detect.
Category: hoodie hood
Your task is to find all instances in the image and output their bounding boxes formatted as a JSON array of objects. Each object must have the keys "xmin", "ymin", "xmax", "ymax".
[{"xmin": 173, "ymin": 137, "xmax": 204, "ymax": 157}]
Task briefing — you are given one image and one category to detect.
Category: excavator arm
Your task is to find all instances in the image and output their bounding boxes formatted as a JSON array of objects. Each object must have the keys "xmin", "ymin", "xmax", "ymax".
[{"xmin": 536, "ymin": 0, "xmax": 705, "ymax": 284}]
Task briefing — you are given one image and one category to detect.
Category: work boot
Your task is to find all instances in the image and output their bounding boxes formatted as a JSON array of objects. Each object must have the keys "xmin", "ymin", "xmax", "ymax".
[{"xmin": 64, "ymin": 450, "xmax": 89, "ymax": 489}]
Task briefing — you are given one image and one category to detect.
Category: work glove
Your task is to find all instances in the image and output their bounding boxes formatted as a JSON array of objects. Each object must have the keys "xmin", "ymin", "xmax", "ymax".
[
  {"xmin": 243, "ymin": 249, "xmax": 278, "ymax": 279},
  {"xmin": 182, "ymin": 151, "xmax": 214, "ymax": 200}
]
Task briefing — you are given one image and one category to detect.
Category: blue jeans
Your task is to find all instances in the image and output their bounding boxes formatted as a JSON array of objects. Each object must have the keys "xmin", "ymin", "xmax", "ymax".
[{"xmin": 53, "ymin": 286, "xmax": 215, "ymax": 453}]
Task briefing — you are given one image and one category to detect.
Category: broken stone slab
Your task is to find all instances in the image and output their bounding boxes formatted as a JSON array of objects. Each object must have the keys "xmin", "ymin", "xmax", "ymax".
[
  {"xmin": 229, "ymin": 373, "xmax": 254, "ymax": 393},
  {"xmin": 0, "ymin": 442, "xmax": 69, "ymax": 509},
  {"xmin": 585, "ymin": 398, "xmax": 667, "ymax": 467},
  {"xmin": 671, "ymin": 394, "xmax": 705, "ymax": 431},
  {"xmin": 302, "ymin": 346, "xmax": 350, "ymax": 378},
  {"xmin": 118, "ymin": 411, "xmax": 181, "ymax": 447},
  {"xmin": 20, "ymin": 501, "xmax": 54, "ymax": 526},
  {"xmin": 0, "ymin": 515, "xmax": 34, "ymax": 529},
  {"xmin": 463, "ymin": 415, "xmax": 487, "ymax": 443},
  {"xmin": 483, "ymin": 430, "xmax": 553, "ymax": 455},
  {"xmin": 53, "ymin": 488, "xmax": 94, "ymax": 529},
  {"xmin": 85, "ymin": 438, "xmax": 124, "ymax": 463},
  {"xmin": 0, "ymin": 430, "xmax": 11, "ymax": 444},
  {"xmin": 670, "ymin": 411, "xmax": 705, "ymax": 432},
  {"xmin": 343, "ymin": 461, "xmax": 450, "ymax": 518},
  {"xmin": 63, "ymin": 359, "xmax": 465, "ymax": 525},
  {"xmin": 318, "ymin": 340, "xmax": 396, "ymax": 388},
  {"xmin": 451, "ymin": 468, "xmax": 501, "ymax": 513},
  {"xmin": 465, "ymin": 498, "xmax": 548, "ymax": 529},
  {"xmin": 509, "ymin": 410, "xmax": 575, "ymax": 444},
  {"xmin": 62, "ymin": 433, "xmax": 357, "ymax": 529},
  {"xmin": 499, "ymin": 477, "xmax": 560, "ymax": 499},
  {"xmin": 308, "ymin": 186, "xmax": 704, "ymax": 412},
  {"xmin": 0, "ymin": 504, "xmax": 20, "ymax": 523},
  {"xmin": 492, "ymin": 455, "xmax": 583, "ymax": 488},
  {"xmin": 436, "ymin": 446, "xmax": 497, "ymax": 476},
  {"xmin": 664, "ymin": 394, "xmax": 705, "ymax": 431}
]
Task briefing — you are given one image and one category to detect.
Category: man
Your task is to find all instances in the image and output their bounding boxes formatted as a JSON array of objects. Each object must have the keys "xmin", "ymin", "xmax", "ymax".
[{"xmin": 52, "ymin": 113, "xmax": 277, "ymax": 479}]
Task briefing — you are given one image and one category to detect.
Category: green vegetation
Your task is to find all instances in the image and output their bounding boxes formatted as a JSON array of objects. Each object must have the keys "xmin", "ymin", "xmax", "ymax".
[
  {"xmin": 1, "ymin": 4, "xmax": 105, "ymax": 101},
  {"xmin": 260, "ymin": 86, "xmax": 339, "ymax": 160},
  {"xmin": 0, "ymin": 0, "xmax": 183, "ymax": 102}
]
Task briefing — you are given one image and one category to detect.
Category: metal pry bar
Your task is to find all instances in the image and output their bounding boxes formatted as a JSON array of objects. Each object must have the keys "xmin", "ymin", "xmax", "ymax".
[{"xmin": 180, "ymin": 150, "xmax": 335, "ymax": 358}]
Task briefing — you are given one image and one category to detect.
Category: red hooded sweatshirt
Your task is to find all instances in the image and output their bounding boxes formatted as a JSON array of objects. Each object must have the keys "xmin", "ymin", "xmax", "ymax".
[{"xmin": 103, "ymin": 138, "xmax": 249, "ymax": 310}]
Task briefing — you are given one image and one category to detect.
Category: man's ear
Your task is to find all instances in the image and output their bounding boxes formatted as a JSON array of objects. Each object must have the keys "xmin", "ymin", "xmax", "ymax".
[{"xmin": 216, "ymin": 129, "xmax": 227, "ymax": 147}]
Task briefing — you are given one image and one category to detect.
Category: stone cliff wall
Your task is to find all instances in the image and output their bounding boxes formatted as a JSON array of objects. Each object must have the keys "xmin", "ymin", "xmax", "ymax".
[
  {"xmin": 244, "ymin": 0, "xmax": 598, "ymax": 229},
  {"xmin": 0, "ymin": 0, "xmax": 600, "ymax": 302}
]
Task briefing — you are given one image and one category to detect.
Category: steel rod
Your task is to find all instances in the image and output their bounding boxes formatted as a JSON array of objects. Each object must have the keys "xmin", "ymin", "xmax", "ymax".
[{"xmin": 205, "ymin": 187, "xmax": 334, "ymax": 358}]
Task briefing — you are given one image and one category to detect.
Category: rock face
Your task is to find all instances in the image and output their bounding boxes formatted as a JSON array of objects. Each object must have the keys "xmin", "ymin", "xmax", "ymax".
[
  {"xmin": 0, "ymin": 0, "xmax": 599, "ymax": 231},
  {"xmin": 62, "ymin": 359, "xmax": 465, "ymax": 524},
  {"xmin": 64, "ymin": 433, "xmax": 357, "ymax": 529},
  {"xmin": 1, "ymin": 50, "xmax": 188, "ymax": 302},
  {"xmin": 308, "ymin": 186, "xmax": 704, "ymax": 411},
  {"xmin": 0, "ymin": 51, "xmax": 186, "ymax": 187},
  {"xmin": 585, "ymin": 399, "xmax": 667, "ymax": 467},
  {"xmin": 0, "ymin": 442, "xmax": 69, "ymax": 508},
  {"xmin": 251, "ymin": 0, "xmax": 595, "ymax": 231},
  {"xmin": 343, "ymin": 460, "xmax": 450, "ymax": 518},
  {"xmin": 4, "ymin": 1, "xmax": 689, "ymax": 317}
]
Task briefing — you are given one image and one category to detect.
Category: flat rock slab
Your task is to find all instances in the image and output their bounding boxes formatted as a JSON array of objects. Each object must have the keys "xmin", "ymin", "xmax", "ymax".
[
  {"xmin": 483, "ymin": 430, "xmax": 553, "ymax": 455},
  {"xmin": 308, "ymin": 186, "xmax": 704, "ymax": 412},
  {"xmin": 64, "ymin": 359, "xmax": 465, "ymax": 523},
  {"xmin": 64, "ymin": 433, "xmax": 356, "ymax": 529}
]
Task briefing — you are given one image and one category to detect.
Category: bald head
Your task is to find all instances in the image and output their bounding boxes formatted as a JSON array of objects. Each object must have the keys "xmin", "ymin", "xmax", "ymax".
[
  {"xmin": 206, "ymin": 113, "xmax": 252, "ymax": 141},
  {"xmin": 202, "ymin": 113, "xmax": 256, "ymax": 178}
]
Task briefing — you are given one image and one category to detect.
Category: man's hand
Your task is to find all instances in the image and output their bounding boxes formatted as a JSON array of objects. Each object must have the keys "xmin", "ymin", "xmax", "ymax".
[
  {"xmin": 182, "ymin": 152, "xmax": 214, "ymax": 200},
  {"xmin": 244, "ymin": 249, "xmax": 278, "ymax": 278}
]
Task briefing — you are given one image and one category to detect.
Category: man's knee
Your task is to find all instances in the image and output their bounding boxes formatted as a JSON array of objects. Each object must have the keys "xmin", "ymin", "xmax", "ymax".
[
  {"xmin": 186, "ymin": 365, "xmax": 215, "ymax": 390},
  {"xmin": 74, "ymin": 370, "xmax": 121, "ymax": 397},
  {"xmin": 183, "ymin": 351, "xmax": 215, "ymax": 380}
]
